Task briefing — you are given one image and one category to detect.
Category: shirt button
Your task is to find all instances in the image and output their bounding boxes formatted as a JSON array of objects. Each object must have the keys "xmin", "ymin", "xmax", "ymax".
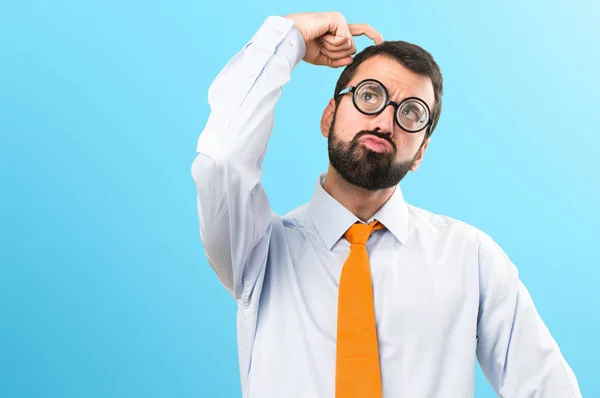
[{"xmin": 290, "ymin": 38, "xmax": 297, "ymax": 46}]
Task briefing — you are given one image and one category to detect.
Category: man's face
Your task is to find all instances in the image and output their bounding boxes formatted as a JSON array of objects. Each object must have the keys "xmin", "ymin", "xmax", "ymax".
[{"xmin": 324, "ymin": 55, "xmax": 435, "ymax": 191}]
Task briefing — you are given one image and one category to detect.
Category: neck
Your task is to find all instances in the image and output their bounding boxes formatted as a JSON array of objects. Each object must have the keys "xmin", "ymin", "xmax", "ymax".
[{"xmin": 322, "ymin": 164, "xmax": 396, "ymax": 223}]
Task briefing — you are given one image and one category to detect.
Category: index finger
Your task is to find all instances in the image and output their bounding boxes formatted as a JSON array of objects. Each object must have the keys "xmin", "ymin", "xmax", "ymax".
[{"xmin": 349, "ymin": 24, "xmax": 384, "ymax": 45}]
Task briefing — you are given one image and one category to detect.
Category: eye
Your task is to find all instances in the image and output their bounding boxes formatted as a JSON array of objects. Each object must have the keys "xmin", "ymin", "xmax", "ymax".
[
  {"xmin": 402, "ymin": 105, "xmax": 421, "ymax": 121},
  {"xmin": 400, "ymin": 102, "xmax": 427, "ymax": 124},
  {"xmin": 360, "ymin": 90, "xmax": 380, "ymax": 104},
  {"xmin": 354, "ymin": 81, "xmax": 386, "ymax": 113}
]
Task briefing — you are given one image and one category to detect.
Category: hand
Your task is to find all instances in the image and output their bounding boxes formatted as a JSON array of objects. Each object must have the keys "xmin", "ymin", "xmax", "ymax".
[{"xmin": 284, "ymin": 12, "xmax": 384, "ymax": 68}]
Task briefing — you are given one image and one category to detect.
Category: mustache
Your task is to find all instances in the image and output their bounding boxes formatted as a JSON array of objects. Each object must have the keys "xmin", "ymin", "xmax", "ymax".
[{"xmin": 353, "ymin": 130, "xmax": 397, "ymax": 152}]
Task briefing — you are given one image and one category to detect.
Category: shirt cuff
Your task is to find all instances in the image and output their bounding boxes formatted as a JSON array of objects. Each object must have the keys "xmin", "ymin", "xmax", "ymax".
[
  {"xmin": 250, "ymin": 16, "xmax": 306, "ymax": 70},
  {"xmin": 274, "ymin": 20, "xmax": 306, "ymax": 70}
]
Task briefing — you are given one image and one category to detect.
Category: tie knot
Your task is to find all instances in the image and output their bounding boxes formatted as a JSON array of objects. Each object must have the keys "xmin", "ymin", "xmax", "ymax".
[{"xmin": 344, "ymin": 220, "xmax": 384, "ymax": 246}]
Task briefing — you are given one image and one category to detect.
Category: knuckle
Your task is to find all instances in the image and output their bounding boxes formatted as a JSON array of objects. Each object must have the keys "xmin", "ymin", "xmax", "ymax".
[{"xmin": 333, "ymin": 11, "xmax": 346, "ymax": 23}]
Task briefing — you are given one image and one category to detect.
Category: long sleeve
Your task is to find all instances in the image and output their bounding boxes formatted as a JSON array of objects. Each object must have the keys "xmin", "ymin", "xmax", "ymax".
[
  {"xmin": 475, "ymin": 232, "xmax": 582, "ymax": 397},
  {"xmin": 190, "ymin": 16, "xmax": 306, "ymax": 304}
]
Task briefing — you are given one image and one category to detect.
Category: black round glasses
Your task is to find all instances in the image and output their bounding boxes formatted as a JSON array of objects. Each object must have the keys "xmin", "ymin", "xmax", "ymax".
[{"xmin": 336, "ymin": 78, "xmax": 434, "ymax": 134}]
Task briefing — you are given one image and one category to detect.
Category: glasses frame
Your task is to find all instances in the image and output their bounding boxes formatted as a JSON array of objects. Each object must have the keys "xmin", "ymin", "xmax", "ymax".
[{"xmin": 336, "ymin": 78, "xmax": 434, "ymax": 134}]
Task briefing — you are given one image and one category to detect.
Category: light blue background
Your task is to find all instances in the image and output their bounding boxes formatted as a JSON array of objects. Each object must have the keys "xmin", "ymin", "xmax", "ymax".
[{"xmin": 1, "ymin": 0, "xmax": 598, "ymax": 396}]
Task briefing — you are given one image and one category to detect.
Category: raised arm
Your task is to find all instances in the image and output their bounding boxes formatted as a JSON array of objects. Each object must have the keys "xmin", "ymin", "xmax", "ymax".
[
  {"xmin": 190, "ymin": 16, "xmax": 306, "ymax": 302},
  {"xmin": 475, "ymin": 232, "xmax": 582, "ymax": 397},
  {"xmin": 191, "ymin": 12, "xmax": 382, "ymax": 305}
]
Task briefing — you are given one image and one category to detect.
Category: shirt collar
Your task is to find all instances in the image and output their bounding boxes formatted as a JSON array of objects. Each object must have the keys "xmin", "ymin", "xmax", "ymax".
[{"xmin": 307, "ymin": 173, "xmax": 409, "ymax": 250}]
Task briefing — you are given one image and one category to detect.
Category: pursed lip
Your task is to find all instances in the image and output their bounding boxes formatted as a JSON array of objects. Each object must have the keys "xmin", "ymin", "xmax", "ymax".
[{"xmin": 359, "ymin": 135, "xmax": 393, "ymax": 152}]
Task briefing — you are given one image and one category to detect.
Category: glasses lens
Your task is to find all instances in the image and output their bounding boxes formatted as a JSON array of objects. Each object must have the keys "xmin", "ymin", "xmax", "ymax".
[
  {"xmin": 397, "ymin": 100, "xmax": 428, "ymax": 131},
  {"xmin": 354, "ymin": 81, "xmax": 386, "ymax": 114}
]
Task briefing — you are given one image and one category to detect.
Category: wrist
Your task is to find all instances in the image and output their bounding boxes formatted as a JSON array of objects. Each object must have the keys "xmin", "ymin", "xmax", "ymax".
[{"xmin": 282, "ymin": 15, "xmax": 303, "ymax": 37}]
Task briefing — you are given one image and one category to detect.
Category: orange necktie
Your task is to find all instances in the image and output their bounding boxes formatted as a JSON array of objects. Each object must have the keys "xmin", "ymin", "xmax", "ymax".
[{"xmin": 335, "ymin": 220, "xmax": 385, "ymax": 398}]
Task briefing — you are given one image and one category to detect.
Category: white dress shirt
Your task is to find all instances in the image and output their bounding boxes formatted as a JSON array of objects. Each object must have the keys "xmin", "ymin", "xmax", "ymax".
[{"xmin": 191, "ymin": 15, "xmax": 581, "ymax": 398}]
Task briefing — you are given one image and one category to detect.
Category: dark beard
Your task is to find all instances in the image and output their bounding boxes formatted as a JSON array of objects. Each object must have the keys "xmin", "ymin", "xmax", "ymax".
[{"xmin": 327, "ymin": 119, "xmax": 419, "ymax": 191}]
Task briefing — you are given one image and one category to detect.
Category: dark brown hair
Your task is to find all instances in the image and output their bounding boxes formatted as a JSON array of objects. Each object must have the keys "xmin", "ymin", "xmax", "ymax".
[{"xmin": 333, "ymin": 41, "xmax": 444, "ymax": 138}]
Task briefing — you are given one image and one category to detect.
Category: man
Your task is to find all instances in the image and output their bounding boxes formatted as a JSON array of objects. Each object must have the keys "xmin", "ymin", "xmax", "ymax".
[{"xmin": 191, "ymin": 11, "xmax": 581, "ymax": 398}]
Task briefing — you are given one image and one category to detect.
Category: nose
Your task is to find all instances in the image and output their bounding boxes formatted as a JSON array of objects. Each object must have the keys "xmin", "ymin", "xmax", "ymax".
[{"xmin": 369, "ymin": 103, "xmax": 396, "ymax": 138}]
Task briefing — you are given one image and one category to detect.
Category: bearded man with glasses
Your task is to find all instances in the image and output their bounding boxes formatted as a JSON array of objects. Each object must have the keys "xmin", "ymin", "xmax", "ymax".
[{"xmin": 191, "ymin": 10, "xmax": 581, "ymax": 398}]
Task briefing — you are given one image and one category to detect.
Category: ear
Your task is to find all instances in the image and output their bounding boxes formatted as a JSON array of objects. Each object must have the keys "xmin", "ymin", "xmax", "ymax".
[
  {"xmin": 410, "ymin": 136, "xmax": 430, "ymax": 172},
  {"xmin": 320, "ymin": 99, "xmax": 336, "ymax": 138}
]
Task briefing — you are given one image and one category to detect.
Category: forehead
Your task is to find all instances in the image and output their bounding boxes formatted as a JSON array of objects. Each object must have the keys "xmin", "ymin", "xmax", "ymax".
[{"xmin": 349, "ymin": 55, "xmax": 435, "ymax": 109}]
